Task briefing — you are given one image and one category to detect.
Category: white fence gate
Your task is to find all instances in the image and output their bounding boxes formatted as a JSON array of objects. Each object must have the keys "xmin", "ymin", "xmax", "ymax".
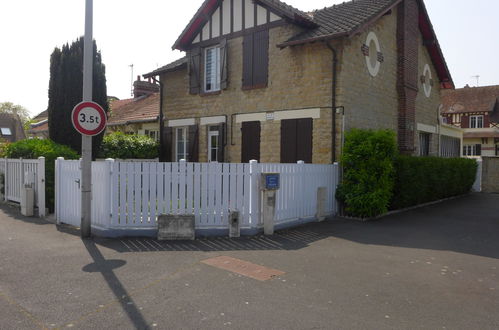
[
  {"xmin": 0, "ymin": 157, "xmax": 46, "ymax": 217},
  {"xmin": 55, "ymin": 159, "xmax": 339, "ymax": 233}
]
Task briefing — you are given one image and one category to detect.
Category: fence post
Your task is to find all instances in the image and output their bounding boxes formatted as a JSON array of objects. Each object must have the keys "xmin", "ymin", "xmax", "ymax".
[
  {"xmin": 19, "ymin": 157, "xmax": 24, "ymax": 202},
  {"xmin": 249, "ymin": 160, "xmax": 261, "ymax": 228},
  {"xmin": 297, "ymin": 160, "xmax": 305, "ymax": 218},
  {"xmin": 55, "ymin": 157, "xmax": 64, "ymax": 224},
  {"xmin": 3, "ymin": 157, "xmax": 7, "ymax": 202},
  {"xmin": 105, "ymin": 158, "xmax": 115, "ymax": 227},
  {"xmin": 37, "ymin": 157, "xmax": 46, "ymax": 217}
]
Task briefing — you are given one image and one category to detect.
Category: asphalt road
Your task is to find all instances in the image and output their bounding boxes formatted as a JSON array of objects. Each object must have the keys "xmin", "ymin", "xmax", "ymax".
[{"xmin": 0, "ymin": 193, "xmax": 498, "ymax": 330}]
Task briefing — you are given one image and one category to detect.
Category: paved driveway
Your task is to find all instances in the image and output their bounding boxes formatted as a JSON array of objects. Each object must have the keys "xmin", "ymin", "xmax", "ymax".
[{"xmin": 0, "ymin": 193, "xmax": 498, "ymax": 329}]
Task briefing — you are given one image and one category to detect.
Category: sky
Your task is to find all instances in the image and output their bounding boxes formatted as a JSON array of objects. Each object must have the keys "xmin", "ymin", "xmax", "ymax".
[{"xmin": 1, "ymin": 0, "xmax": 498, "ymax": 117}]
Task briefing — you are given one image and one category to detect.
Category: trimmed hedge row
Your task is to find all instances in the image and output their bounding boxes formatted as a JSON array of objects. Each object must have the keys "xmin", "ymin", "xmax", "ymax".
[
  {"xmin": 336, "ymin": 129, "xmax": 398, "ymax": 218},
  {"xmin": 337, "ymin": 129, "xmax": 478, "ymax": 219},
  {"xmin": 391, "ymin": 156, "xmax": 477, "ymax": 210},
  {"xmin": 98, "ymin": 132, "xmax": 158, "ymax": 159}
]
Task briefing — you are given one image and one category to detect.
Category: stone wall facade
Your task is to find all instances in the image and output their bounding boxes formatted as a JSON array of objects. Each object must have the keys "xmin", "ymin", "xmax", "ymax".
[
  {"xmin": 481, "ymin": 157, "xmax": 499, "ymax": 193},
  {"xmin": 161, "ymin": 0, "xmax": 450, "ymax": 163},
  {"xmin": 162, "ymin": 23, "xmax": 339, "ymax": 164}
]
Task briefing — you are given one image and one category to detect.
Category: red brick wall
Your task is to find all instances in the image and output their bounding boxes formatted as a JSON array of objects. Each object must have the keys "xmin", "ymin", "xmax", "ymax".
[{"xmin": 396, "ymin": 0, "xmax": 419, "ymax": 154}]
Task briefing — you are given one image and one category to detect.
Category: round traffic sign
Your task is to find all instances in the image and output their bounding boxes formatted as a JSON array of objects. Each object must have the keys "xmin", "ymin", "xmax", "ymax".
[{"xmin": 71, "ymin": 101, "xmax": 107, "ymax": 136}]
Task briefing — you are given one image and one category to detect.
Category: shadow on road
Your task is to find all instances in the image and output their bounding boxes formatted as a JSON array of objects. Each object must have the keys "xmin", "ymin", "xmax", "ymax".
[
  {"xmin": 81, "ymin": 239, "xmax": 150, "ymax": 329},
  {"xmin": 95, "ymin": 194, "xmax": 499, "ymax": 260},
  {"xmin": 330, "ymin": 193, "xmax": 499, "ymax": 260},
  {"xmin": 0, "ymin": 202, "xmax": 52, "ymax": 226}
]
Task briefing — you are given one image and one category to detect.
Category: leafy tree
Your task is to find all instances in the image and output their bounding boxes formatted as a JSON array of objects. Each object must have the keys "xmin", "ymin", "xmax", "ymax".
[
  {"xmin": 48, "ymin": 37, "xmax": 108, "ymax": 157},
  {"xmin": 0, "ymin": 102, "xmax": 30, "ymax": 125}
]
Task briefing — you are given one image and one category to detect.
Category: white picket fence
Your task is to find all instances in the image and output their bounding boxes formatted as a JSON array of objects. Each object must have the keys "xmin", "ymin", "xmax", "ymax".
[
  {"xmin": 55, "ymin": 159, "xmax": 339, "ymax": 233},
  {"xmin": 0, "ymin": 157, "xmax": 46, "ymax": 217}
]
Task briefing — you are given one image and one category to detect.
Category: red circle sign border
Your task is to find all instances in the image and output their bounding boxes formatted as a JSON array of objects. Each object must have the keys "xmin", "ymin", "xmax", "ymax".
[{"xmin": 71, "ymin": 101, "xmax": 107, "ymax": 136}]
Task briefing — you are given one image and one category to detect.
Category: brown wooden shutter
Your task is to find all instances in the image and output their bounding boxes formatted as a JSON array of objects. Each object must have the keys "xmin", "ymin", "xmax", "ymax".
[
  {"xmin": 241, "ymin": 121, "xmax": 260, "ymax": 163},
  {"xmin": 217, "ymin": 123, "xmax": 226, "ymax": 162},
  {"xmin": 281, "ymin": 118, "xmax": 313, "ymax": 163},
  {"xmin": 253, "ymin": 30, "xmax": 269, "ymax": 87},
  {"xmin": 189, "ymin": 47, "xmax": 201, "ymax": 94},
  {"xmin": 476, "ymin": 144, "xmax": 482, "ymax": 156},
  {"xmin": 220, "ymin": 39, "xmax": 228, "ymax": 90},
  {"xmin": 296, "ymin": 118, "xmax": 313, "ymax": 163},
  {"xmin": 242, "ymin": 33, "xmax": 254, "ymax": 88},
  {"xmin": 484, "ymin": 114, "xmax": 490, "ymax": 128},
  {"xmin": 280, "ymin": 119, "xmax": 297, "ymax": 163},
  {"xmin": 188, "ymin": 125, "xmax": 199, "ymax": 162},
  {"xmin": 461, "ymin": 115, "xmax": 469, "ymax": 128},
  {"xmin": 163, "ymin": 126, "xmax": 173, "ymax": 162}
]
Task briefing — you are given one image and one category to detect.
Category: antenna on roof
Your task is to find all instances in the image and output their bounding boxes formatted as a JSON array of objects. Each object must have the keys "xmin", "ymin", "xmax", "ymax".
[
  {"xmin": 129, "ymin": 64, "xmax": 134, "ymax": 97},
  {"xmin": 471, "ymin": 75, "xmax": 480, "ymax": 87}
]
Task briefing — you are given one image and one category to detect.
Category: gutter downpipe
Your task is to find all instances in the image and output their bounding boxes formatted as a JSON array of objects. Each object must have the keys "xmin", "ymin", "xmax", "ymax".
[
  {"xmin": 326, "ymin": 41, "xmax": 338, "ymax": 163},
  {"xmin": 151, "ymin": 76, "xmax": 165, "ymax": 161}
]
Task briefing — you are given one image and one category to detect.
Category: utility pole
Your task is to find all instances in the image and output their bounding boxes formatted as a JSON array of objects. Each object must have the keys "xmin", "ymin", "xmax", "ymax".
[
  {"xmin": 81, "ymin": 0, "xmax": 93, "ymax": 238},
  {"xmin": 129, "ymin": 64, "xmax": 134, "ymax": 97}
]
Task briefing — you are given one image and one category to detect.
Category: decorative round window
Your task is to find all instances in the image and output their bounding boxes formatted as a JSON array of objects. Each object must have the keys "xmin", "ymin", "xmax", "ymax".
[
  {"xmin": 422, "ymin": 64, "xmax": 432, "ymax": 97},
  {"xmin": 364, "ymin": 32, "xmax": 382, "ymax": 77}
]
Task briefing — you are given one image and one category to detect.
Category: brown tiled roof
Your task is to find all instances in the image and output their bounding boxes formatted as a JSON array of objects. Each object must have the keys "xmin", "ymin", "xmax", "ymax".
[
  {"xmin": 107, "ymin": 93, "xmax": 159, "ymax": 126},
  {"xmin": 281, "ymin": 0, "xmax": 395, "ymax": 46},
  {"xmin": 31, "ymin": 110, "xmax": 48, "ymax": 122},
  {"xmin": 110, "ymin": 98, "xmax": 135, "ymax": 111},
  {"xmin": 29, "ymin": 121, "xmax": 48, "ymax": 133},
  {"xmin": 442, "ymin": 85, "xmax": 499, "ymax": 114},
  {"xmin": 143, "ymin": 57, "xmax": 187, "ymax": 78}
]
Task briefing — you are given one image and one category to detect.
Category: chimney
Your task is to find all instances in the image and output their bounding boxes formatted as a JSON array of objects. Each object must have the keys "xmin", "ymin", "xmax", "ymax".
[{"xmin": 133, "ymin": 76, "xmax": 160, "ymax": 98}]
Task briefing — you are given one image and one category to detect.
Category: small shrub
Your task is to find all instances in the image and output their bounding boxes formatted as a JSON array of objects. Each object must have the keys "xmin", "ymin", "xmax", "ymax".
[
  {"xmin": 336, "ymin": 129, "xmax": 398, "ymax": 218},
  {"xmin": 99, "ymin": 132, "xmax": 158, "ymax": 159},
  {"xmin": 391, "ymin": 156, "xmax": 477, "ymax": 210},
  {"xmin": 4, "ymin": 139, "xmax": 79, "ymax": 211}
]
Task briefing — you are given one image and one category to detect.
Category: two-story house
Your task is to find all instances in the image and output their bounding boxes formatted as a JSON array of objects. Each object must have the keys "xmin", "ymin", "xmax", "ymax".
[
  {"xmin": 442, "ymin": 85, "xmax": 499, "ymax": 157},
  {"xmin": 144, "ymin": 0, "xmax": 459, "ymax": 163}
]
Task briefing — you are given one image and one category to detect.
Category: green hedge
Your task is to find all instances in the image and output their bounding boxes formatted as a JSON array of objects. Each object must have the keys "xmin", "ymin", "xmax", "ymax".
[
  {"xmin": 391, "ymin": 156, "xmax": 477, "ymax": 210},
  {"xmin": 336, "ymin": 129, "xmax": 398, "ymax": 218},
  {"xmin": 3, "ymin": 139, "xmax": 79, "ymax": 211},
  {"xmin": 98, "ymin": 132, "xmax": 158, "ymax": 159}
]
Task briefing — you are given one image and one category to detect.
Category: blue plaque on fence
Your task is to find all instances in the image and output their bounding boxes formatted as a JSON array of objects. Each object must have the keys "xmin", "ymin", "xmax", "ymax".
[{"xmin": 262, "ymin": 173, "xmax": 280, "ymax": 190}]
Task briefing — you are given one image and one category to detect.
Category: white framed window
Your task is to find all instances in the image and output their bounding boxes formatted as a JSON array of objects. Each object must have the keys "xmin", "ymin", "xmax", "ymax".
[
  {"xmin": 204, "ymin": 46, "xmax": 221, "ymax": 92},
  {"xmin": 463, "ymin": 144, "xmax": 481, "ymax": 156},
  {"xmin": 175, "ymin": 127, "xmax": 189, "ymax": 161},
  {"xmin": 470, "ymin": 115, "xmax": 484, "ymax": 128},
  {"xmin": 145, "ymin": 129, "xmax": 159, "ymax": 142},
  {"xmin": 208, "ymin": 126, "xmax": 219, "ymax": 162}
]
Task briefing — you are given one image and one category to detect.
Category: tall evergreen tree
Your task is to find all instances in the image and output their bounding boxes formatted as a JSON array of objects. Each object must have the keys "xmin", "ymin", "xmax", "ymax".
[{"xmin": 48, "ymin": 37, "xmax": 108, "ymax": 157}]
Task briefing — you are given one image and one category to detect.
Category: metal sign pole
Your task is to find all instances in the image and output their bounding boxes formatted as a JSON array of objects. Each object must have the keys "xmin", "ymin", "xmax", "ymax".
[{"xmin": 81, "ymin": 0, "xmax": 93, "ymax": 238}]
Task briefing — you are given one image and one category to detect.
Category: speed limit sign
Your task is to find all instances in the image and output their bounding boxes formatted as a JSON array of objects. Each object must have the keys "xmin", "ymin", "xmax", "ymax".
[{"xmin": 71, "ymin": 101, "xmax": 107, "ymax": 136}]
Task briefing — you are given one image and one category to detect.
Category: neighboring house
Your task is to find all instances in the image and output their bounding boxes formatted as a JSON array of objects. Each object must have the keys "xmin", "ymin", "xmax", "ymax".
[
  {"xmin": 27, "ymin": 110, "xmax": 49, "ymax": 139},
  {"xmin": 148, "ymin": 0, "xmax": 457, "ymax": 163},
  {"xmin": 442, "ymin": 85, "xmax": 499, "ymax": 157},
  {"xmin": 0, "ymin": 113, "xmax": 26, "ymax": 142},
  {"xmin": 107, "ymin": 77, "xmax": 160, "ymax": 140}
]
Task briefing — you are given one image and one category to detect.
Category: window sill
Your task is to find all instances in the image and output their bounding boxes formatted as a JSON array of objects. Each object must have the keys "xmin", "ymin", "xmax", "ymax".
[
  {"xmin": 242, "ymin": 84, "xmax": 268, "ymax": 91},
  {"xmin": 200, "ymin": 90, "xmax": 222, "ymax": 97}
]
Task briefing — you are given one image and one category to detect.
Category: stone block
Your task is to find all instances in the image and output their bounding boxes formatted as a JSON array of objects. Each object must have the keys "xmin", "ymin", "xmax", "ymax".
[{"xmin": 157, "ymin": 214, "xmax": 195, "ymax": 240}]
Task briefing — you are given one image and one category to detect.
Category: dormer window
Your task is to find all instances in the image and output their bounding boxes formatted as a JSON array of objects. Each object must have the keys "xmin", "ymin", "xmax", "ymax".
[
  {"xmin": 204, "ymin": 46, "xmax": 221, "ymax": 92},
  {"xmin": 470, "ymin": 115, "xmax": 484, "ymax": 128}
]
